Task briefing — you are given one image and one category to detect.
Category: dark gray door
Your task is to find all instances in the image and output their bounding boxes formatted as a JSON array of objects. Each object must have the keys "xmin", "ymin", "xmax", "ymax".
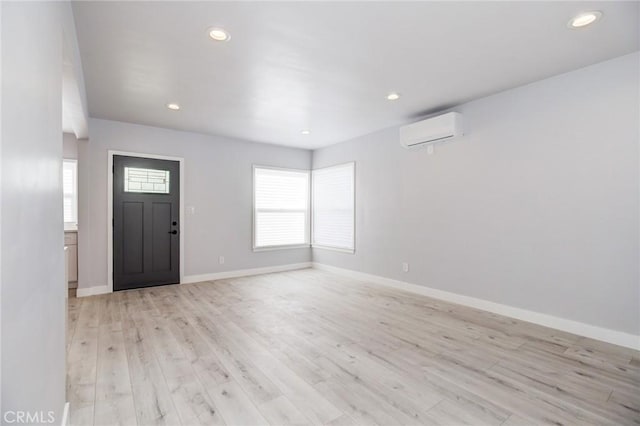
[{"xmin": 113, "ymin": 155, "xmax": 180, "ymax": 291}]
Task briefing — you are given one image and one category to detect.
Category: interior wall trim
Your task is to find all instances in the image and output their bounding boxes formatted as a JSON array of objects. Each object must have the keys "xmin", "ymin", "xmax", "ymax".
[
  {"xmin": 312, "ymin": 262, "xmax": 640, "ymax": 350},
  {"xmin": 182, "ymin": 262, "xmax": 312, "ymax": 284},
  {"xmin": 76, "ymin": 285, "xmax": 110, "ymax": 298},
  {"xmin": 107, "ymin": 150, "xmax": 186, "ymax": 294},
  {"xmin": 77, "ymin": 263, "xmax": 313, "ymax": 297},
  {"xmin": 60, "ymin": 402, "xmax": 70, "ymax": 426}
]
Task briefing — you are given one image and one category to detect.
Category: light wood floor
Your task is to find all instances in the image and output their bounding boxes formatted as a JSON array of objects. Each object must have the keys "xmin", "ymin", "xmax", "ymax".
[{"xmin": 67, "ymin": 268, "xmax": 640, "ymax": 426}]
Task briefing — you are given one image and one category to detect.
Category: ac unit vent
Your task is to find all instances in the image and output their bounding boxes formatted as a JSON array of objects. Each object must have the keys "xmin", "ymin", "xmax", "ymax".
[{"xmin": 400, "ymin": 112, "xmax": 463, "ymax": 149}]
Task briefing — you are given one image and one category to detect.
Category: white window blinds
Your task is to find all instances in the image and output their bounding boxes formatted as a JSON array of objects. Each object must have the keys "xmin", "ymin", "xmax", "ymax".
[
  {"xmin": 254, "ymin": 167, "xmax": 310, "ymax": 249},
  {"xmin": 312, "ymin": 162, "xmax": 355, "ymax": 252},
  {"xmin": 63, "ymin": 160, "xmax": 78, "ymax": 224}
]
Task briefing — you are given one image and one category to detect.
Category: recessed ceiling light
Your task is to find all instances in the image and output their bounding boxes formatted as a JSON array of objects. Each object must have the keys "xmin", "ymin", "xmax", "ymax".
[
  {"xmin": 301, "ymin": 130, "xmax": 311, "ymax": 135},
  {"xmin": 568, "ymin": 11, "xmax": 602, "ymax": 29},
  {"xmin": 386, "ymin": 92, "xmax": 400, "ymax": 101},
  {"xmin": 166, "ymin": 103, "xmax": 180, "ymax": 111},
  {"xmin": 208, "ymin": 27, "xmax": 231, "ymax": 41}
]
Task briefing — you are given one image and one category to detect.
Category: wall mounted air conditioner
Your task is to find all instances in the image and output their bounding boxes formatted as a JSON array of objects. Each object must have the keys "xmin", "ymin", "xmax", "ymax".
[{"xmin": 399, "ymin": 112, "xmax": 463, "ymax": 149}]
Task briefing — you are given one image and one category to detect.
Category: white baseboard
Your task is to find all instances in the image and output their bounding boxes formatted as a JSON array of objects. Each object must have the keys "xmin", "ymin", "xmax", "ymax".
[
  {"xmin": 312, "ymin": 262, "xmax": 640, "ymax": 350},
  {"xmin": 77, "ymin": 263, "xmax": 313, "ymax": 296},
  {"xmin": 60, "ymin": 402, "xmax": 70, "ymax": 426},
  {"xmin": 182, "ymin": 262, "xmax": 312, "ymax": 284},
  {"xmin": 76, "ymin": 285, "xmax": 110, "ymax": 298}
]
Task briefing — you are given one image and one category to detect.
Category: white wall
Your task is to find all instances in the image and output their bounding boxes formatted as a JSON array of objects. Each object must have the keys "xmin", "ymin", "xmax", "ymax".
[
  {"xmin": 63, "ymin": 132, "xmax": 79, "ymax": 159},
  {"xmin": 1, "ymin": 0, "xmax": 4, "ymax": 413},
  {"xmin": 79, "ymin": 118, "xmax": 312, "ymax": 290},
  {"xmin": 1, "ymin": 1, "xmax": 73, "ymax": 421},
  {"xmin": 312, "ymin": 53, "xmax": 640, "ymax": 336}
]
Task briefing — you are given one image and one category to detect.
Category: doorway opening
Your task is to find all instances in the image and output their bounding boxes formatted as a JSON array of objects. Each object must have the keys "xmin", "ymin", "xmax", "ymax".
[{"xmin": 108, "ymin": 151, "xmax": 185, "ymax": 291}]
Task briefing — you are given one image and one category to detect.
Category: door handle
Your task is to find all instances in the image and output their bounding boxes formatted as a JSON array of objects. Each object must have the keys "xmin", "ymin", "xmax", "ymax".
[{"xmin": 168, "ymin": 230, "xmax": 178, "ymax": 235}]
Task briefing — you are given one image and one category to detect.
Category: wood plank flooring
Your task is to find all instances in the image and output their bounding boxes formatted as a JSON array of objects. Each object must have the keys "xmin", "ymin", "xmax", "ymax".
[{"xmin": 67, "ymin": 268, "xmax": 640, "ymax": 425}]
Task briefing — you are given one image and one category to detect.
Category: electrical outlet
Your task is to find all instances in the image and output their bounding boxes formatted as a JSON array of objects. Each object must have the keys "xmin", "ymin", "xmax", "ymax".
[
  {"xmin": 219, "ymin": 256, "xmax": 225, "ymax": 265},
  {"xmin": 402, "ymin": 262, "xmax": 409, "ymax": 273}
]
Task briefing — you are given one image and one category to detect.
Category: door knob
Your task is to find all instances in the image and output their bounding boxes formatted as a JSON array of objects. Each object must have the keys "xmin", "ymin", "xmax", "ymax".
[{"xmin": 168, "ymin": 230, "xmax": 178, "ymax": 235}]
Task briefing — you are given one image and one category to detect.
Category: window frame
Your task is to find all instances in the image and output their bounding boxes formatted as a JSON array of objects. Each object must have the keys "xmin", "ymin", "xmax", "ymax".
[
  {"xmin": 123, "ymin": 166, "xmax": 171, "ymax": 194},
  {"xmin": 252, "ymin": 164, "xmax": 311, "ymax": 252},
  {"xmin": 311, "ymin": 161, "xmax": 356, "ymax": 254},
  {"xmin": 63, "ymin": 159, "xmax": 78, "ymax": 227}
]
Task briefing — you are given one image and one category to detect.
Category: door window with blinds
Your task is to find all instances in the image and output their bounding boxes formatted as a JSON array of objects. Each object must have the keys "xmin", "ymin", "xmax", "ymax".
[
  {"xmin": 253, "ymin": 166, "xmax": 310, "ymax": 250},
  {"xmin": 312, "ymin": 162, "xmax": 355, "ymax": 252},
  {"xmin": 63, "ymin": 159, "xmax": 78, "ymax": 226}
]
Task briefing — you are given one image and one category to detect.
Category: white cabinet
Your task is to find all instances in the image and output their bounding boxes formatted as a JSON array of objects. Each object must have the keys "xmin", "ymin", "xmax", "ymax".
[{"xmin": 64, "ymin": 231, "xmax": 78, "ymax": 287}]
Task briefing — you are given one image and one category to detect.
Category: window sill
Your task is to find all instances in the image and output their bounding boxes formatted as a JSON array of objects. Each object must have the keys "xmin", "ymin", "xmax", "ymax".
[
  {"xmin": 312, "ymin": 244, "xmax": 355, "ymax": 254},
  {"xmin": 253, "ymin": 244, "xmax": 311, "ymax": 252},
  {"xmin": 64, "ymin": 223, "xmax": 78, "ymax": 232}
]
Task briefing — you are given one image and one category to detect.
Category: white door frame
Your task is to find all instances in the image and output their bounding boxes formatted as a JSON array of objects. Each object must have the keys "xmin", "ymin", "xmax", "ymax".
[{"xmin": 107, "ymin": 150, "xmax": 185, "ymax": 293}]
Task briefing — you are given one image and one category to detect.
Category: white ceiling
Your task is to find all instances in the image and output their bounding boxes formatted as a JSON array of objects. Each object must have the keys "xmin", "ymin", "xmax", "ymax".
[{"xmin": 72, "ymin": 1, "xmax": 639, "ymax": 149}]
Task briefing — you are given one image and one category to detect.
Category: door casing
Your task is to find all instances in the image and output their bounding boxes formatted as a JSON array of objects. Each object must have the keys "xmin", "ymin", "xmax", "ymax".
[{"xmin": 107, "ymin": 150, "xmax": 185, "ymax": 293}]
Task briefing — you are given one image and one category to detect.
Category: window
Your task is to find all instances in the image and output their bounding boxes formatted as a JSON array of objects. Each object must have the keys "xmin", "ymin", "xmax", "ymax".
[
  {"xmin": 63, "ymin": 160, "xmax": 78, "ymax": 225},
  {"xmin": 253, "ymin": 166, "xmax": 310, "ymax": 250},
  {"xmin": 312, "ymin": 162, "xmax": 355, "ymax": 252},
  {"xmin": 124, "ymin": 167, "xmax": 170, "ymax": 194}
]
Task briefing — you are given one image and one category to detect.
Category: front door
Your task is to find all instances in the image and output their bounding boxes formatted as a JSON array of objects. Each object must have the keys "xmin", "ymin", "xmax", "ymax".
[{"xmin": 113, "ymin": 155, "xmax": 180, "ymax": 291}]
